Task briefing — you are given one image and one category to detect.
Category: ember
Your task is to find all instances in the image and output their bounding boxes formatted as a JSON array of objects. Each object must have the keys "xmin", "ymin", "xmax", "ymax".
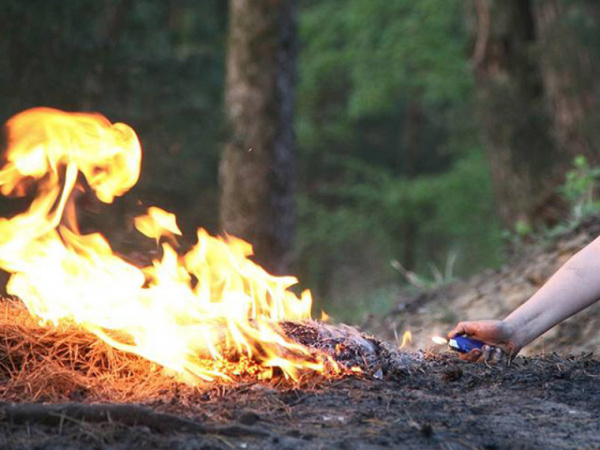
[{"xmin": 0, "ymin": 108, "xmax": 397, "ymax": 383}]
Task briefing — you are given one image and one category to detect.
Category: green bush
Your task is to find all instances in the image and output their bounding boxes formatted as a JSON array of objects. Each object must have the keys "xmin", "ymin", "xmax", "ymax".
[{"xmin": 559, "ymin": 155, "xmax": 600, "ymax": 222}]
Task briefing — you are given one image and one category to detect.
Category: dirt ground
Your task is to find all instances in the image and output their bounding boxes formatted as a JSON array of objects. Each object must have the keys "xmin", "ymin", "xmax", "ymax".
[{"xmin": 2, "ymin": 351, "xmax": 600, "ymax": 449}]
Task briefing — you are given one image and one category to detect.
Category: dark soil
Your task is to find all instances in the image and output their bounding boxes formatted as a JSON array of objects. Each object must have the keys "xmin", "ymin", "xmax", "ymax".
[{"xmin": 3, "ymin": 352, "xmax": 600, "ymax": 449}]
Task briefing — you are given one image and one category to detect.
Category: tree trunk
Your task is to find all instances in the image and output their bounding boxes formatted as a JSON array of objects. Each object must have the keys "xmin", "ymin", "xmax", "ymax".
[
  {"xmin": 400, "ymin": 97, "xmax": 422, "ymax": 271},
  {"xmin": 220, "ymin": 0, "xmax": 297, "ymax": 275},
  {"xmin": 473, "ymin": 0, "xmax": 561, "ymax": 228},
  {"xmin": 534, "ymin": 0, "xmax": 600, "ymax": 164}
]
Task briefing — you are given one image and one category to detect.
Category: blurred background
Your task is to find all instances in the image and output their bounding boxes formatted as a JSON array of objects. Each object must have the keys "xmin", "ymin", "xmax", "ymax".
[{"xmin": 1, "ymin": 0, "xmax": 600, "ymax": 322}]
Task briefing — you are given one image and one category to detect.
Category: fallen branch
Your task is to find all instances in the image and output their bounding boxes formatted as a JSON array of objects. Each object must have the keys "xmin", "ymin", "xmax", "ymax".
[{"xmin": 0, "ymin": 402, "xmax": 271, "ymax": 438}]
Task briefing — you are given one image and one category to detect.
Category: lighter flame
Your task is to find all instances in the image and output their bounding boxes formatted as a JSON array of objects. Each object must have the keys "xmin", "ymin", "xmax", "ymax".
[
  {"xmin": 0, "ymin": 108, "xmax": 341, "ymax": 382},
  {"xmin": 400, "ymin": 331, "xmax": 412, "ymax": 348},
  {"xmin": 432, "ymin": 336, "xmax": 448, "ymax": 345}
]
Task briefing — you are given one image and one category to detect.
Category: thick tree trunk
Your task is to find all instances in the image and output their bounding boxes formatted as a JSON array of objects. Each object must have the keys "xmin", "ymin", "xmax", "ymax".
[
  {"xmin": 220, "ymin": 0, "xmax": 297, "ymax": 275},
  {"xmin": 534, "ymin": 0, "xmax": 600, "ymax": 164},
  {"xmin": 473, "ymin": 0, "xmax": 561, "ymax": 228}
]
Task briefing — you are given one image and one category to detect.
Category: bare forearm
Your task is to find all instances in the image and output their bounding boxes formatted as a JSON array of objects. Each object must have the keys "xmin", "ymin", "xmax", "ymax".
[{"xmin": 504, "ymin": 236, "xmax": 600, "ymax": 349}]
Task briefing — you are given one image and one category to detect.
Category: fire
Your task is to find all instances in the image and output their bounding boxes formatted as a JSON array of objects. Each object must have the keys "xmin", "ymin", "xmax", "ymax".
[
  {"xmin": 0, "ymin": 107, "xmax": 342, "ymax": 382},
  {"xmin": 400, "ymin": 331, "xmax": 412, "ymax": 348},
  {"xmin": 134, "ymin": 206, "xmax": 182, "ymax": 243},
  {"xmin": 432, "ymin": 336, "xmax": 448, "ymax": 345}
]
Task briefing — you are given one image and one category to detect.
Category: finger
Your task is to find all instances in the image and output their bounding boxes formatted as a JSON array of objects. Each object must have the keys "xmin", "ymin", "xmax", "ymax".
[
  {"xmin": 459, "ymin": 348, "xmax": 481, "ymax": 362},
  {"xmin": 489, "ymin": 347, "xmax": 504, "ymax": 364},
  {"xmin": 477, "ymin": 345, "xmax": 494, "ymax": 363},
  {"xmin": 480, "ymin": 346, "xmax": 503, "ymax": 366},
  {"xmin": 449, "ymin": 322, "xmax": 470, "ymax": 338}
]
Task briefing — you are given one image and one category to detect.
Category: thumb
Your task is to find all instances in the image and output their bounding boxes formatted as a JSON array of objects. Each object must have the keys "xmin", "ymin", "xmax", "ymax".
[{"xmin": 449, "ymin": 322, "xmax": 472, "ymax": 338}]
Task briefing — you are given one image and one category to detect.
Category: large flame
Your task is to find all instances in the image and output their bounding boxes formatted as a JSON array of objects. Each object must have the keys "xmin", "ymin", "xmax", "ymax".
[{"xmin": 0, "ymin": 107, "xmax": 339, "ymax": 382}]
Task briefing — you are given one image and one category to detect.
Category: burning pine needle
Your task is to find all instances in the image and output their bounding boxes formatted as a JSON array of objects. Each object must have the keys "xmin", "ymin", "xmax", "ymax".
[{"xmin": 0, "ymin": 107, "xmax": 354, "ymax": 383}]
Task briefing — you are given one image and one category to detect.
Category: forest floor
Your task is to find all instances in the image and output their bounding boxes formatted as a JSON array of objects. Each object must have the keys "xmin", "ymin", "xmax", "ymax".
[
  {"xmin": 1, "ymin": 297, "xmax": 599, "ymax": 450},
  {"xmin": 3, "ymin": 352, "xmax": 600, "ymax": 449}
]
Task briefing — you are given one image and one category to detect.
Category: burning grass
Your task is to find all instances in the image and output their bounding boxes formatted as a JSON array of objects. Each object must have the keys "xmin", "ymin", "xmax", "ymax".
[
  {"xmin": 0, "ymin": 108, "xmax": 386, "ymax": 383},
  {"xmin": 0, "ymin": 297, "xmax": 413, "ymax": 405},
  {"xmin": 0, "ymin": 297, "xmax": 177, "ymax": 403}
]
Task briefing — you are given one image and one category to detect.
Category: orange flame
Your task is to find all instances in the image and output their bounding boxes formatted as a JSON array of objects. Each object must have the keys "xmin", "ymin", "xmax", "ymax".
[
  {"xmin": 135, "ymin": 206, "xmax": 182, "ymax": 243},
  {"xmin": 400, "ymin": 331, "xmax": 412, "ymax": 348},
  {"xmin": 0, "ymin": 108, "xmax": 340, "ymax": 382}
]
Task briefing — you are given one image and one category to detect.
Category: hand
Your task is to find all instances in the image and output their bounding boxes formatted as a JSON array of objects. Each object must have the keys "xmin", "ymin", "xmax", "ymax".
[{"xmin": 449, "ymin": 320, "xmax": 521, "ymax": 363}]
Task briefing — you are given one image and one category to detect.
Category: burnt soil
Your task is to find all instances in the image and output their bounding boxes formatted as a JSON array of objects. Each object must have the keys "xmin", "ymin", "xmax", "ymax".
[{"xmin": 3, "ymin": 352, "xmax": 600, "ymax": 449}]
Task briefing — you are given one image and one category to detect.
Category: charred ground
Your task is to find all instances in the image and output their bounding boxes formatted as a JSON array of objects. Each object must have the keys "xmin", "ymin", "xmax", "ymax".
[{"xmin": 2, "ymin": 353, "xmax": 600, "ymax": 449}]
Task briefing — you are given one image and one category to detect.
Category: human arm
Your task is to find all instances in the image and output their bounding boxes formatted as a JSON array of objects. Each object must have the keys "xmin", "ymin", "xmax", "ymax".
[{"xmin": 450, "ymin": 234, "xmax": 600, "ymax": 361}]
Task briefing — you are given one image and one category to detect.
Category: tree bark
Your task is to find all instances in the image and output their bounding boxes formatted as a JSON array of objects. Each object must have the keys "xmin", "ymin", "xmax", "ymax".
[
  {"xmin": 400, "ymin": 97, "xmax": 422, "ymax": 271},
  {"xmin": 220, "ymin": 0, "xmax": 297, "ymax": 275},
  {"xmin": 534, "ymin": 0, "xmax": 600, "ymax": 164},
  {"xmin": 473, "ymin": 0, "xmax": 561, "ymax": 228}
]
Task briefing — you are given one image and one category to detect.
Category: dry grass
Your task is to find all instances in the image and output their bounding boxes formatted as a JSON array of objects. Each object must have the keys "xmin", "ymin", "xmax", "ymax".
[
  {"xmin": 0, "ymin": 297, "xmax": 187, "ymax": 403},
  {"xmin": 0, "ymin": 299, "xmax": 354, "ymax": 405},
  {"xmin": 0, "ymin": 297, "xmax": 409, "ymax": 406}
]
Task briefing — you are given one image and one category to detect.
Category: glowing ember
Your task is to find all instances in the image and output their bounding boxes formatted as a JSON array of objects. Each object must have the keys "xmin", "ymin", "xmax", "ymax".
[
  {"xmin": 0, "ymin": 107, "xmax": 344, "ymax": 382},
  {"xmin": 432, "ymin": 336, "xmax": 448, "ymax": 345}
]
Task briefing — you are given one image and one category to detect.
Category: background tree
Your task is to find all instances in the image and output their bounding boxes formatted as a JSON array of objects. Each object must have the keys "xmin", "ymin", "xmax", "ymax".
[
  {"xmin": 472, "ymin": 0, "xmax": 559, "ymax": 228},
  {"xmin": 220, "ymin": 0, "xmax": 297, "ymax": 275},
  {"xmin": 534, "ymin": 0, "xmax": 600, "ymax": 165},
  {"xmin": 472, "ymin": 0, "xmax": 600, "ymax": 228}
]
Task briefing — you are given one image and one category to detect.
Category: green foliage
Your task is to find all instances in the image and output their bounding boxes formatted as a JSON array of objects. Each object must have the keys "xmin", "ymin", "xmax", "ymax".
[
  {"xmin": 391, "ymin": 251, "xmax": 458, "ymax": 291},
  {"xmin": 295, "ymin": 150, "xmax": 504, "ymax": 320},
  {"xmin": 500, "ymin": 219, "xmax": 534, "ymax": 249},
  {"xmin": 296, "ymin": 0, "xmax": 504, "ymax": 318},
  {"xmin": 503, "ymin": 155, "xmax": 600, "ymax": 247},
  {"xmin": 559, "ymin": 155, "xmax": 600, "ymax": 222}
]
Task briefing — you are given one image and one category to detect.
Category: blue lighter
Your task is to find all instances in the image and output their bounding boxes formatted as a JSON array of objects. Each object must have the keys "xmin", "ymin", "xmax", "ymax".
[{"xmin": 448, "ymin": 335, "xmax": 485, "ymax": 354}]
